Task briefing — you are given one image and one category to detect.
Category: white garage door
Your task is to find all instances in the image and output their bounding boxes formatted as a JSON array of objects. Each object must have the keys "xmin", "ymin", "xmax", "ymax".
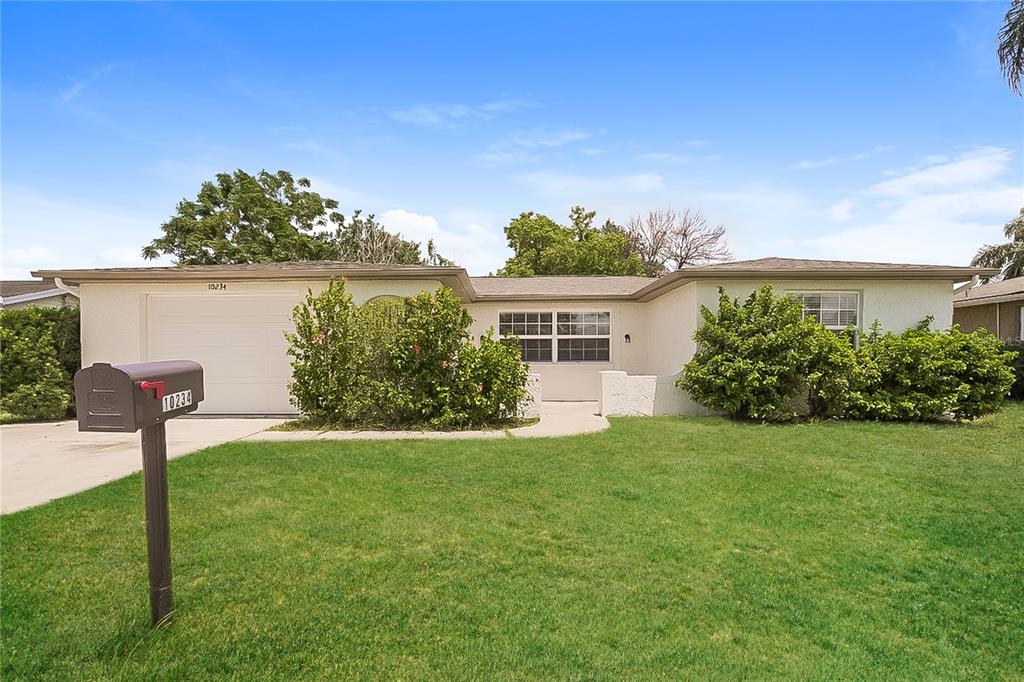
[{"xmin": 147, "ymin": 295, "xmax": 299, "ymax": 414}]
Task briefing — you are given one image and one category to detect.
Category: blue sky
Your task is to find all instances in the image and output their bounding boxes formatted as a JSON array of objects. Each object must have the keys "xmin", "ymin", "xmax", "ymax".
[{"xmin": 2, "ymin": 1, "xmax": 1021, "ymax": 278}]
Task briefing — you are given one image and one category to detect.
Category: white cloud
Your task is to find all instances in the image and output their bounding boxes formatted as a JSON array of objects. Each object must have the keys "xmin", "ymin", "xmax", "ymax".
[
  {"xmin": 794, "ymin": 145, "xmax": 894, "ymax": 170},
  {"xmin": 58, "ymin": 63, "xmax": 118, "ymax": 103},
  {"xmin": 503, "ymin": 129, "xmax": 589, "ymax": 148},
  {"xmin": 1, "ymin": 182, "xmax": 169, "ymax": 278},
  {"xmin": 635, "ymin": 152, "xmax": 693, "ymax": 164},
  {"xmin": 475, "ymin": 129, "xmax": 591, "ymax": 165},
  {"xmin": 869, "ymin": 146, "xmax": 1012, "ymax": 196},
  {"xmin": 99, "ymin": 246, "xmax": 171, "ymax": 268},
  {"xmin": 518, "ymin": 170, "xmax": 665, "ymax": 197},
  {"xmin": 581, "ymin": 148, "xmax": 607, "ymax": 156},
  {"xmin": 379, "ymin": 208, "xmax": 508, "ymax": 275},
  {"xmin": 825, "ymin": 199, "xmax": 856, "ymax": 222},
  {"xmin": 389, "ymin": 99, "xmax": 531, "ymax": 128},
  {"xmin": 285, "ymin": 139, "xmax": 333, "ymax": 155},
  {"xmin": 795, "ymin": 147, "xmax": 1021, "ymax": 265}
]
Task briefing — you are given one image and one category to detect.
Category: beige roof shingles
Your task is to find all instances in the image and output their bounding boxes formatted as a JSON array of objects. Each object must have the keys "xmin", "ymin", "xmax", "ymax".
[
  {"xmin": 0, "ymin": 279, "xmax": 59, "ymax": 298},
  {"xmin": 470, "ymin": 275, "xmax": 655, "ymax": 299},
  {"xmin": 953, "ymin": 277, "xmax": 1024, "ymax": 307},
  {"xmin": 33, "ymin": 257, "xmax": 997, "ymax": 303}
]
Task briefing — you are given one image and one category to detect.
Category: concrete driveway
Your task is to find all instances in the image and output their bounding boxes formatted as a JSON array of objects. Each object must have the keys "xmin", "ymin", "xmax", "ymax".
[{"xmin": 1, "ymin": 418, "xmax": 283, "ymax": 514}]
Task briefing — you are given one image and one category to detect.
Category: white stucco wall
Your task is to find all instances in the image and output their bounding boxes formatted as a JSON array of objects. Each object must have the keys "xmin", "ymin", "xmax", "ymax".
[
  {"xmin": 77, "ymin": 274, "xmax": 959, "ymax": 414},
  {"xmin": 694, "ymin": 279, "xmax": 954, "ymax": 334},
  {"xmin": 79, "ymin": 278, "xmax": 444, "ymax": 368},
  {"xmin": 466, "ymin": 300, "xmax": 647, "ymax": 401},
  {"xmin": 599, "ymin": 277, "xmax": 957, "ymax": 417}
]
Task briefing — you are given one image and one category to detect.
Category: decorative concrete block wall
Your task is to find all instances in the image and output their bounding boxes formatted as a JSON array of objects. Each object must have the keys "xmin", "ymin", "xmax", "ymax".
[
  {"xmin": 599, "ymin": 371, "xmax": 657, "ymax": 416},
  {"xmin": 522, "ymin": 373, "xmax": 542, "ymax": 417}
]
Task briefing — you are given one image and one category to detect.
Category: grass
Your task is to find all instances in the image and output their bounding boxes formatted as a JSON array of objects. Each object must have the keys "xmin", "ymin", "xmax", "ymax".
[
  {"xmin": 267, "ymin": 416, "xmax": 540, "ymax": 432},
  {"xmin": 3, "ymin": 404, "xmax": 1023, "ymax": 680}
]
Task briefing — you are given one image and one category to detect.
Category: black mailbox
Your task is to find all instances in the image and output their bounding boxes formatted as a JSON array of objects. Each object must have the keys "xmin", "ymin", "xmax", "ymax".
[
  {"xmin": 73, "ymin": 359, "xmax": 204, "ymax": 627},
  {"xmin": 75, "ymin": 360, "xmax": 204, "ymax": 432}
]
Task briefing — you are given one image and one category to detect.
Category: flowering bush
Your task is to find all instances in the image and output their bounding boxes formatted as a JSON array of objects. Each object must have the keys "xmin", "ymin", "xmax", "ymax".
[
  {"xmin": 285, "ymin": 278, "xmax": 363, "ymax": 424},
  {"xmin": 286, "ymin": 280, "xmax": 529, "ymax": 429}
]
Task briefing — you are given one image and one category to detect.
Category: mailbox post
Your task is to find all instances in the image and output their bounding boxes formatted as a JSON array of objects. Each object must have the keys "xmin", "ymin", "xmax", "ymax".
[{"xmin": 74, "ymin": 360, "xmax": 204, "ymax": 626}]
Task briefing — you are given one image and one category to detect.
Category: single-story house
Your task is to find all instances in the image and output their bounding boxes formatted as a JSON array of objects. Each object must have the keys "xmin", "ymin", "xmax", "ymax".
[
  {"xmin": 0, "ymin": 279, "xmax": 79, "ymax": 310},
  {"xmin": 33, "ymin": 257, "xmax": 993, "ymax": 416},
  {"xmin": 953, "ymin": 277, "xmax": 1024, "ymax": 341}
]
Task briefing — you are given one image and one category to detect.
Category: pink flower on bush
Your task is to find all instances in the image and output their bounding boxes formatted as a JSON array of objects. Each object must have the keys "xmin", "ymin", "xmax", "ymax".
[
  {"xmin": 440, "ymin": 360, "xmax": 449, "ymax": 368},
  {"xmin": 312, "ymin": 331, "xmax": 326, "ymax": 344},
  {"xmin": 414, "ymin": 345, "xmax": 422, "ymax": 355},
  {"xmin": 476, "ymin": 383, "xmax": 483, "ymax": 392}
]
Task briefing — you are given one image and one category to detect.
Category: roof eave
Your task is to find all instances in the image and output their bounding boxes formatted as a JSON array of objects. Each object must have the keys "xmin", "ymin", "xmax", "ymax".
[
  {"xmin": 953, "ymin": 292, "xmax": 1024, "ymax": 308},
  {"xmin": 0, "ymin": 288, "xmax": 67, "ymax": 306},
  {"xmin": 633, "ymin": 267, "xmax": 1000, "ymax": 302},
  {"xmin": 472, "ymin": 293, "xmax": 639, "ymax": 303}
]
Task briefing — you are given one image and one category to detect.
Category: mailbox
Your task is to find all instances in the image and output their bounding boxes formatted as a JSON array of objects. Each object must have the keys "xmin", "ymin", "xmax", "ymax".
[
  {"xmin": 73, "ymin": 359, "xmax": 204, "ymax": 627},
  {"xmin": 75, "ymin": 360, "xmax": 204, "ymax": 432}
]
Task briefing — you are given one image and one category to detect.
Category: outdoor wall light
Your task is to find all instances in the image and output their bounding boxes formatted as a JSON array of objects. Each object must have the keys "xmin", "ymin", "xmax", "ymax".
[{"xmin": 624, "ymin": 334, "xmax": 631, "ymax": 344}]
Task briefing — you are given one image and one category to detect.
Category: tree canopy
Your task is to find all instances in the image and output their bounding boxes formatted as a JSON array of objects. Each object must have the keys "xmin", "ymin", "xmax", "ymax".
[
  {"xmin": 972, "ymin": 207, "xmax": 1024, "ymax": 280},
  {"xmin": 142, "ymin": 169, "xmax": 447, "ymax": 266},
  {"xmin": 999, "ymin": 0, "xmax": 1024, "ymax": 95},
  {"xmin": 497, "ymin": 206, "xmax": 645, "ymax": 277}
]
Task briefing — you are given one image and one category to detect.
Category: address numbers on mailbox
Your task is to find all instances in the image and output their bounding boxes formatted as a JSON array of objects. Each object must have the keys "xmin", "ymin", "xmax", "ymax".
[{"xmin": 162, "ymin": 390, "xmax": 192, "ymax": 412}]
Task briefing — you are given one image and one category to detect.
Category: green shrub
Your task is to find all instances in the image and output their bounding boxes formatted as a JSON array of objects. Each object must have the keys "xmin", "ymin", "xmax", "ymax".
[
  {"xmin": 805, "ymin": 325, "xmax": 861, "ymax": 418},
  {"xmin": 1005, "ymin": 340, "xmax": 1024, "ymax": 400},
  {"xmin": 286, "ymin": 280, "xmax": 529, "ymax": 429},
  {"xmin": 843, "ymin": 321, "xmax": 1016, "ymax": 421},
  {"xmin": 678, "ymin": 285, "xmax": 823, "ymax": 421},
  {"xmin": 0, "ymin": 318, "xmax": 73, "ymax": 422},
  {"xmin": 677, "ymin": 289, "xmax": 1015, "ymax": 423},
  {"xmin": 285, "ymin": 279, "xmax": 363, "ymax": 424}
]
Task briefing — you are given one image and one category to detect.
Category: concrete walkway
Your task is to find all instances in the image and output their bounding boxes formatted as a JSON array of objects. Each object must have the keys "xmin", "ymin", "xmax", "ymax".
[
  {"xmin": 1, "ymin": 418, "xmax": 284, "ymax": 513},
  {"xmin": 1, "ymin": 403, "xmax": 607, "ymax": 513},
  {"xmin": 244, "ymin": 401, "xmax": 609, "ymax": 441}
]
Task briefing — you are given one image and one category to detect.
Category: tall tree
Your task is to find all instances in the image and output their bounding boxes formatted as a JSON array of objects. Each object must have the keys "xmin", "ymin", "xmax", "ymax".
[
  {"xmin": 143, "ymin": 169, "xmax": 446, "ymax": 266},
  {"xmin": 972, "ymin": 207, "xmax": 1024, "ymax": 280},
  {"xmin": 624, "ymin": 208, "xmax": 731, "ymax": 277},
  {"xmin": 497, "ymin": 207, "xmax": 645, "ymax": 277},
  {"xmin": 999, "ymin": 0, "xmax": 1024, "ymax": 95}
]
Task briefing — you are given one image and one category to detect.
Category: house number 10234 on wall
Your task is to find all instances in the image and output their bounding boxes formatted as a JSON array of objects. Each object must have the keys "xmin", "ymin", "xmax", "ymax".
[{"xmin": 207, "ymin": 283, "xmax": 227, "ymax": 291}]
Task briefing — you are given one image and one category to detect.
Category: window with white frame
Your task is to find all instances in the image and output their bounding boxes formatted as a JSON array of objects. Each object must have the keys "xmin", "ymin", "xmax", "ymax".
[
  {"xmin": 788, "ymin": 292, "xmax": 859, "ymax": 334},
  {"xmin": 498, "ymin": 311, "xmax": 611, "ymax": 363},
  {"xmin": 499, "ymin": 312, "xmax": 552, "ymax": 362}
]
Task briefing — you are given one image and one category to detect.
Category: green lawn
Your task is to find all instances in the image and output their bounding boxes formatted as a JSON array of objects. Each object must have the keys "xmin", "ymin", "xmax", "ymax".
[{"xmin": 3, "ymin": 405, "xmax": 1023, "ymax": 680}]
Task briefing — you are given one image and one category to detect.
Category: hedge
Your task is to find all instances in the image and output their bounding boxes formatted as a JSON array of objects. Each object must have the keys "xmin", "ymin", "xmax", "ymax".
[{"xmin": 0, "ymin": 306, "xmax": 81, "ymax": 423}]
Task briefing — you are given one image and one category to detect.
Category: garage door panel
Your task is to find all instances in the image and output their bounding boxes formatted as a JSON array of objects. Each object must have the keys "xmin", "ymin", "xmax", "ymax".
[{"xmin": 147, "ymin": 295, "xmax": 298, "ymax": 413}]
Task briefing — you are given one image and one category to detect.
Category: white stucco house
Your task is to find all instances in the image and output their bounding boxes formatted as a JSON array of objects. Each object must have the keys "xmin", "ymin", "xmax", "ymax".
[{"xmin": 34, "ymin": 257, "xmax": 993, "ymax": 416}]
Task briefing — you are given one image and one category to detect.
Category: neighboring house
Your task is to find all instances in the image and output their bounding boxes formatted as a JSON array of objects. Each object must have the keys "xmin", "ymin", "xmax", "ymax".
[
  {"xmin": 33, "ymin": 257, "xmax": 992, "ymax": 415},
  {"xmin": 0, "ymin": 279, "xmax": 79, "ymax": 310},
  {"xmin": 953, "ymin": 277, "xmax": 1024, "ymax": 341}
]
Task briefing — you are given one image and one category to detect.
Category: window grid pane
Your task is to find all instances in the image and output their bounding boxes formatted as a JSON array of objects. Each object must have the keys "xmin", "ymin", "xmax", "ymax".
[
  {"xmin": 499, "ymin": 312, "xmax": 552, "ymax": 336},
  {"xmin": 790, "ymin": 292, "xmax": 858, "ymax": 329},
  {"xmin": 555, "ymin": 311, "xmax": 611, "ymax": 336},
  {"xmin": 557, "ymin": 338, "xmax": 610, "ymax": 362},
  {"xmin": 519, "ymin": 338, "xmax": 552, "ymax": 363}
]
